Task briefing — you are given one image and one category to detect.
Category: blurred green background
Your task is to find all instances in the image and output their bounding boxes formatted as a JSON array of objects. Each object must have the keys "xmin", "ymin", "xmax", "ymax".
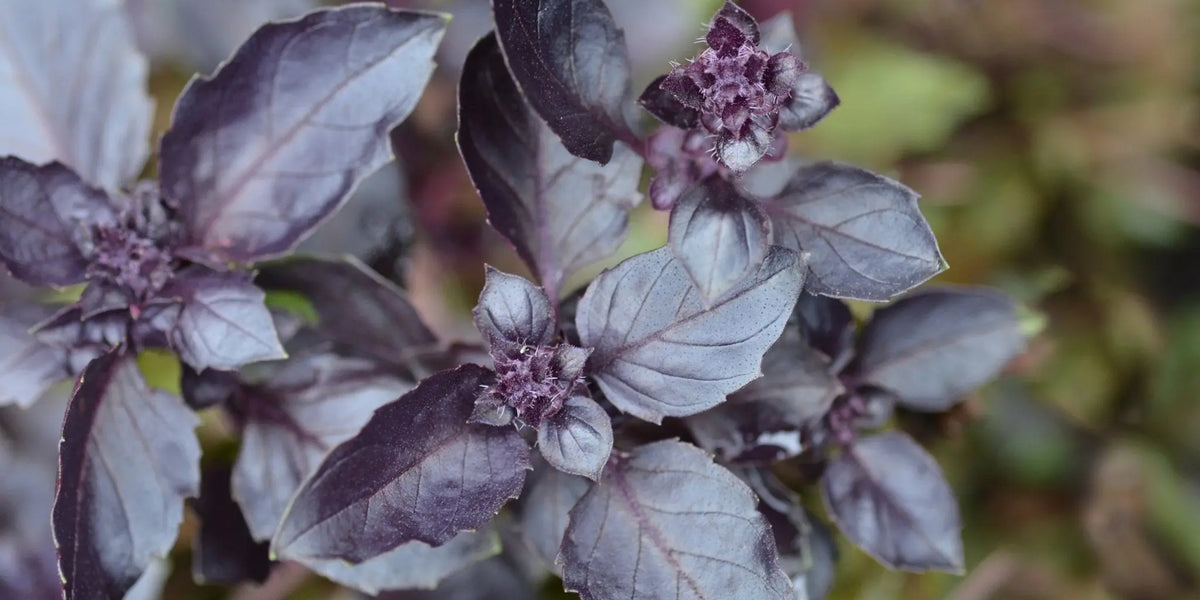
[{"xmin": 130, "ymin": 0, "xmax": 1200, "ymax": 598}]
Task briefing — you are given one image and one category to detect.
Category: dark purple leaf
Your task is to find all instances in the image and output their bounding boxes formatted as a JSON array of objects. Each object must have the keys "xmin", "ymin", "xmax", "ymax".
[
  {"xmin": 474, "ymin": 266, "xmax": 556, "ymax": 351},
  {"xmin": 762, "ymin": 162, "xmax": 945, "ymax": 301},
  {"xmin": 257, "ymin": 256, "xmax": 437, "ymax": 365},
  {"xmin": 272, "ymin": 364, "xmax": 530, "ymax": 563},
  {"xmin": 159, "ymin": 5, "xmax": 447, "ymax": 262},
  {"xmin": 0, "ymin": 158, "xmax": 113, "ymax": 286},
  {"xmin": 793, "ymin": 292, "xmax": 855, "ymax": 370},
  {"xmin": 180, "ymin": 365, "xmax": 240, "ymax": 410},
  {"xmin": 853, "ymin": 288, "xmax": 1025, "ymax": 411},
  {"xmin": 537, "ymin": 396, "xmax": 613, "ymax": 480},
  {"xmin": 638, "ymin": 75, "xmax": 699, "ymax": 130},
  {"xmin": 685, "ymin": 325, "xmax": 842, "ymax": 464},
  {"xmin": 232, "ymin": 353, "xmax": 412, "ymax": 541},
  {"xmin": 0, "ymin": 0, "xmax": 151, "ymax": 189},
  {"xmin": 821, "ymin": 432, "xmax": 963, "ymax": 572},
  {"xmin": 53, "ymin": 350, "xmax": 201, "ymax": 600},
  {"xmin": 492, "ymin": 0, "xmax": 636, "ymax": 164},
  {"xmin": 668, "ymin": 176, "xmax": 771, "ymax": 302},
  {"xmin": 561, "ymin": 440, "xmax": 793, "ymax": 600},
  {"xmin": 0, "ymin": 303, "xmax": 71, "ymax": 407},
  {"xmin": 707, "ymin": 1, "xmax": 759, "ymax": 54},
  {"xmin": 192, "ymin": 464, "xmax": 271, "ymax": 585},
  {"xmin": 519, "ymin": 466, "xmax": 590, "ymax": 573},
  {"xmin": 779, "ymin": 73, "xmax": 840, "ymax": 133},
  {"xmin": 458, "ymin": 35, "xmax": 643, "ymax": 300},
  {"xmin": 576, "ymin": 246, "xmax": 804, "ymax": 423},
  {"xmin": 163, "ymin": 267, "xmax": 285, "ymax": 371},
  {"xmin": 305, "ymin": 529, "xmax": 499, "ymax": 594}
]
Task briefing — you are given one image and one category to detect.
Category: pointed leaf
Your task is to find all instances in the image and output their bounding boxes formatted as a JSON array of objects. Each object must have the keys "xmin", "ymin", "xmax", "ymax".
[
  {"xmin": 0, "ymin": 303, "xmax": 70, "ymax": 407},
  {"xmin": 492, "ymin": 0, "xmax": 635, "ymax": 163},
  {"xmin": 576, "ymin": 246, "xmax": 804, "ymax": 422},
  {"xmin": 0, "ymin": 0, "xmax": 151, "ymax": 189},
  {"xmin": 762, "ymin": 162, "xmax": 944, "ymax": 301},
  {"xmin": 638, "ymin": 75, "xmax": 699, "ymax": 130},
  {"xmin": 192, "ymin": 464, "xmax": 271, "ymax": 585},
  {"xmin": 474, "ymin": 266, "xmax": 556, "ymax": 351},
  {"xmin": 561, "ymin": 440, "xmax": 793, "ymax": 600},
  {"xmin": 821, "ymin": 432, "xmax": 963, "ymax": 572},
  {"xmin": 257, "ymin": 256, "xmax": 436, "ymax": 365},
  {"xmin": 537, "ymin": 396, "xmax": 613, "ymax": 480},
  {"xmin": 304, "ymin": 529, "xmax": 499, "ymax": 594},
  {"xmin": 669, "ymin": 176, "xmax": 771, "ymax": 302},
  {"xmin": 272, "ymin": 364, "xmax": 530, "ymax": 563},
  {"xmin": 853, "ymin": 288, "xmax": 1025, "ymax": 411},
  {"xmin": 232, "ymin": 353, "xmax": 413, "ymax": 541},
  {"xmin": 159, "ymin": 5, "xmax": 447, "ymax": 262},
  {"xmin": 53, "ymin": 350, "xmax": 201, "ymax": 600},
  {"xmin": 520, "ymin": 466, "xmax": 591, "ymax": 573},
  {"xmin": 165, "ymin": 267, "xmax": 285, "ymax": 371},
  {"xmin": 0, "ymin": 158, "xmax": 113, "ymax": 286},
  {"xmin": 458, "ymin": 34, "xmax": 643, "ymax": 300}
]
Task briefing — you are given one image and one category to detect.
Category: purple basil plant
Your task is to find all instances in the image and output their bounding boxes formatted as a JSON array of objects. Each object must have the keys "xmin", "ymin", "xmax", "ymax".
[{"xmin": 0, "ymin": 1, "xmax": 1030, "ymax": 599}]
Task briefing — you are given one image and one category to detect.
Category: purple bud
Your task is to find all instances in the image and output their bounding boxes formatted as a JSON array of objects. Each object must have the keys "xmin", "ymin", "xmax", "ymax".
[{"xmin": 706, "ymin": 2, "xmax": 760, "ymax": 57}]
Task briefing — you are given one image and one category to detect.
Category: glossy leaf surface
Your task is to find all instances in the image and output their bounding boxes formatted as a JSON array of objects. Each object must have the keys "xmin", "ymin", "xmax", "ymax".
[
  {"xmin": 577, "ymin": 246, "xmax": 803, "ymax": 422},
  {"xmin": 669, "ymin": 176, "xmax": 771, "ymax": 302},
  {"xmin": 53, "ymin": 350, "xmax": 201, "ymax": 600},
  {"xmin": 0, "ymin": 0, "xmax": 152, "ymax": 189},
  {"xmin": 159, "ymin": 5, "xmax": 446, "ymax": 262},
  {"xmin": 821, "ymin": 432, "xmax": 963, "ymax": 572},
  {"xmin": 459, "ymin": 34, "xmax": 642, "ymax": 300},
  {"xmin": 492, "ymin": 0, "xmax": 635, "ymax": 163},
  {"xmin": 165, "ymin": 268, "xmax": 286, "ymax": 371},
  {"xmin": 762, "ymin": 162, "xmax": 943, "ymax": 301},
  {"xmin": 474, "ymin": 266, "xmax": 556, "ymax": 350},
  {"xmin": 560, "ymin": 440, "xmax": 793, "ymax": 600},
  {"xmin": 852, "ymin": 288, "xmax": 1025, "ymax": 411},
  {"xmin": 537, "ymin": 395, "xmax": 613, "ymax": 480},
  {"xmin": 273, "ymin": 364, "xmax": 529, "ymax": 562}
]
